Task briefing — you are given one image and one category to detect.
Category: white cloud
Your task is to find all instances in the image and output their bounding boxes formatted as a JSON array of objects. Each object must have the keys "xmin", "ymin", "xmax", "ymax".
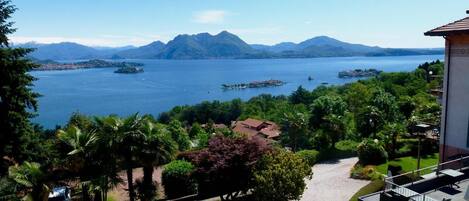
[
  {"xmin": 193, "ymin": 10, "xmax": 227, "ymax": 24},
  {"xmin": 9, "ymin": 34, "xmax": 169, "ymax": 47}
]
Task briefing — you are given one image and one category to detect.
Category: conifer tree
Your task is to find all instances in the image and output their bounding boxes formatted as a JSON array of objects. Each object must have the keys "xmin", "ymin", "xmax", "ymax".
[{"xmin": 0, "ymin": 0, "xmax": 40, "ymax": 175}]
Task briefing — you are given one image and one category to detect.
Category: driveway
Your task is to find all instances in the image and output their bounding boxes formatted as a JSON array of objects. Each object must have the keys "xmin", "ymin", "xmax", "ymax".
[{"xmin": 300, "ymin": 157, "xmax": 369, "ymax": 201}]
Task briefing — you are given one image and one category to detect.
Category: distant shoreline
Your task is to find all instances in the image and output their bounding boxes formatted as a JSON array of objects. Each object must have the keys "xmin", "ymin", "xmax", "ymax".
[{"xmin": 33, "ymin": 59, "xmax": 144, "ymax": 71}]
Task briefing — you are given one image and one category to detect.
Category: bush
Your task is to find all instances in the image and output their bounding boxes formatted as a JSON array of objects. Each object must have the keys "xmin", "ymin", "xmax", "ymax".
[
  {"xmin": 252, "ymin": 149, "xmax": 312, "ymax": 201},
  {"xmin": 335, "ymin": 140, "xmax": 359, "ymax": 153},
  {"xmin": 350, "ymin": 164, "xmax": 383, "ymax": 180},
  {"xmin": 162, "ymin": 160, "xmax": 197, "ymax": 199},
  {"xmin": 296, "ymin": 149, "xmax": 320, "ymax": 167},
  {"xmin": 357, "ymin": 139, "xmax": 388, "ymax": 165}
]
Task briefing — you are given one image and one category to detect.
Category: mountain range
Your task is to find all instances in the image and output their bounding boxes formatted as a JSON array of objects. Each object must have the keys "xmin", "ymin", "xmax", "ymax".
[{"xmin": 16, "ymin": 31, "xmax": 443, "ymax": 60}]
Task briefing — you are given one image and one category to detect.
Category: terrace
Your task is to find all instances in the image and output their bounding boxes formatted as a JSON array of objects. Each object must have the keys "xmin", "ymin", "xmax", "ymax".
[{"xmin": 359, "ymin": 156, "xmax": 469, "ymax": 201}]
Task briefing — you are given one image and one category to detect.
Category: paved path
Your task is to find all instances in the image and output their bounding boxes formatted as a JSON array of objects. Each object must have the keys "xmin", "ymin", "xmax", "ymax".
[{"xmin": 300, "ymin": 157, "xmax": 369, "ymax": 201}]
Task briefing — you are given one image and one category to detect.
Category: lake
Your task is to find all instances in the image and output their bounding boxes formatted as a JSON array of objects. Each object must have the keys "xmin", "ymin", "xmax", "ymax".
[{"xmin": 31, "ymin": 55, "xmax": 444, "ymax": 128}]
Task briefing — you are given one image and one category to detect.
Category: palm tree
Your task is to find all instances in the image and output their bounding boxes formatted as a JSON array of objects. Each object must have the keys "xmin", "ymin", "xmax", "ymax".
[
  {"xmin": 137, "ymin": 119, "xmax": 177, "ymax": 200},
  {"xmin": 93, "ymin": 115, "xmax": 125, "ymax": 201},
  {"xmin": 8, "ymin": 162, "xmax": 50, "ymax": 201},
  {"xmin": 57, "ymin": 126, "xmax": 99, "ymax": 201},
  {"xmin": 102, "ymin": 114, "xmax": 143, "ymax": 201}
]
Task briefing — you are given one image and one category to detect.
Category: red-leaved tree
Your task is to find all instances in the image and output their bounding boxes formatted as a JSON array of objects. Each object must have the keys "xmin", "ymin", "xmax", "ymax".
[{"xmin": 180, "ymin": 135, "xmax": 271, "ymax": 200}]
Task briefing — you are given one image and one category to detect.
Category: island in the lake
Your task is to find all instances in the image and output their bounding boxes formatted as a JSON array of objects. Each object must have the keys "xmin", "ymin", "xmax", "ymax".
[
  {"xmin": 338, "ymin": 69, "xmax": 382, "ymax": 78},
  {"xmin": 114, "ymin": 67, "xmax": 144, "ymax": 74},
  {"xmin": 222, "ymin": 79, "xmax": 285, "ymax": 90},
  {"xmin": 34, "ymin": 59, "xmax": 144, "ymax": 71}
]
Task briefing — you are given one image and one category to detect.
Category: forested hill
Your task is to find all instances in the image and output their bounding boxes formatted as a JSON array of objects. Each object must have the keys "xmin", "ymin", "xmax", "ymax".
[{"xmin": 18, "ymin": 31, "xmax": 443, "ymax": 60}]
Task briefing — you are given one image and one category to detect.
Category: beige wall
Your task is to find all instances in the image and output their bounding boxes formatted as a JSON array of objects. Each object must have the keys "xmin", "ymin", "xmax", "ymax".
[{"xmin": 441, "ymin": 35, "xmax": 469, "ymax": 159}]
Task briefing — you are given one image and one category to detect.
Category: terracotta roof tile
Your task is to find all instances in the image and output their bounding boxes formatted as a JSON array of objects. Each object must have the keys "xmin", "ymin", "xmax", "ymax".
[
  {"xmin": 425, "ymin": 17, "xmax": 469, "ymax": 36},
  {"xmin": 242, "ymin": 118, "xmax": 264, "ymax": 128},
  {"xmin": 232, "ymin": 118, "xmax": 281, "ymax": 140}
]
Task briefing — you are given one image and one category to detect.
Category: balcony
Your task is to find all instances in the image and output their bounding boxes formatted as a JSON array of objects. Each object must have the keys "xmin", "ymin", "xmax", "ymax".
[{"xmin": 359, "ymin": 155, "xmax": 469, "ymax": 201}]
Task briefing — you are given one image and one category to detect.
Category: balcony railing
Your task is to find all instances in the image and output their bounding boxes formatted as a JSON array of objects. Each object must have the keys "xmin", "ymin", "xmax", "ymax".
[{"xmin": 380, "ymin": 155, "xmax": 469, "ymax": 201}]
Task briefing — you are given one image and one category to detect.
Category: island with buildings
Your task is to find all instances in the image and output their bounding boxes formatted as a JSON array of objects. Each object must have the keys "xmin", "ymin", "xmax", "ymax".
[
  {"xmin": 222, "ymin": 79, "xmax": 285, "ymax": 90},
  {"xmin": 338, "ymin": 68, "xmax": 382, "ymax": 78},
  {"xmin": 114, "ymin": 66, "xmax": 144, "ymax": 74}
]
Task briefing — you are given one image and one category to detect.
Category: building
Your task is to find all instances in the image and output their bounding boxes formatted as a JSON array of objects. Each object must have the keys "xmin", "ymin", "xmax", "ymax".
[
  {"xmin": 231, "ymin": 118, "xmax": 281, "ymax": 141},
  {"xmin": 359, "ymin": 11, "xmax": 469, "ymax": 201},
  {"xmin": 425, "ymin": 13, "xmax": 469, "ymax": 162}
]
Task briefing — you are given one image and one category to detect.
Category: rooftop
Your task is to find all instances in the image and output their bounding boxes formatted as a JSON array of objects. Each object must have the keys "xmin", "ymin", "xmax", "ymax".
[
  {"xmin": 425, "ymin": 16, "xmax": 469, "ymax": 36},
  {"xmin": 232, "ymin": 118, "xmax": 281, "ymax": 140}
]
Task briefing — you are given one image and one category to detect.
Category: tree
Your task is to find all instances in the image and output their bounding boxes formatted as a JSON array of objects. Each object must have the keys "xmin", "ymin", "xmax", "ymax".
[
  {"xmin": 289, "ymin": 86, "xmax": 313, "ymax": 105},
  {"xmin": 356, "ymin": 106, "xmax": 384, "ymax": 138},
  {"xmin": 344, "ymin": 82, "xmax": 371, "ymax": 114},
  {"xmin": 398, "ymin": 96, "xmax": 416, "ymax": 119},
  {"xmin": 0, "ymin": 0, "xmax": 40, "ymax": 175},
  {"xmin": 181, "ymin": 136, "xmax": 271, "ymax": 200},
  {"xmin": 370, "ymin": 89, "xmax": 400, "ymax": 122},
  {"xmin": 309, "ymin": 95, "xmax": 348, "ymax": 145},
  {"xmin": 281, "ymin": 111, "xmax": 311, "ymax": 151},
  {"xmin": 377, "ymin": 123, "xmax": 405, "ymax": 158},
  {"xmin": 357, "ymin": 139, "xmax": 388, "ymax": 165},
  {"xmin": 137, "ymin": 120, "xmax": 177, "ymax": 201},
  {"xmin": 93, "ymin": 114, "xmax": 143, "ymax": 201},
  {"xmin": 167, "ymin": 120, "xmax": 190, "ymax": 151},
  {"xmin": 189, "ymin": 123, "xmax": 204, "ymax": 139},
  {"xmin": 8, "ymin": 162, "xmax": 49, "ymax": 201},
  {"xmin": 310, "ymin": 95, "xmax": 347, "ymax": 129},
  {"xmin": 66, "ymin": 112, "xmax": 94, "ymax": 132},
  {"xmin": 252, "ymin": 149, "xmax": 312, "ymax": 201},
  {"xmin": 57, "ymin": 126, "xmax": 99, "ymax": 201},
  {"xmin": 116, "ymin": 114, "xmax": 144, "ymax": 201}
]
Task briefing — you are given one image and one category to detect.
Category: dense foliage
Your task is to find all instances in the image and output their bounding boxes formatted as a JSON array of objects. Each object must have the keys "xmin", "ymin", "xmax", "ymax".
[
  {"xmin": 161, "ymin": 60, "xmax": 443, "ymax": 157},
  {"xmin": 252, "ymin": 149, "xmax": 312, "ymax": 201},
  {"xmin": 357, "ymin": 139, "xmax": 388, "ymax": 165}
]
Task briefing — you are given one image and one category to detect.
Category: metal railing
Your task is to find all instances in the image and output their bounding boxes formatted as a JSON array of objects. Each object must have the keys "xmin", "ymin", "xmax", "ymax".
[{"xmin": 382, "ymin": 155, "xmax": 469, "ymax": 200}]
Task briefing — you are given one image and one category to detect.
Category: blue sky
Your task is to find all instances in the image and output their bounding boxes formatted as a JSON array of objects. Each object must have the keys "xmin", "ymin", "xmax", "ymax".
[{"xmin": 10, "ymin": 0, "xmax": 468, "ymax": 48}]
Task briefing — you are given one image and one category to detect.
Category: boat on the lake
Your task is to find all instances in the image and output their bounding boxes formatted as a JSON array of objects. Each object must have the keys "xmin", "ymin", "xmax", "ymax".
[{"xmin": 222, "ymin": 79, "xmax": 285, "ymax": 90}]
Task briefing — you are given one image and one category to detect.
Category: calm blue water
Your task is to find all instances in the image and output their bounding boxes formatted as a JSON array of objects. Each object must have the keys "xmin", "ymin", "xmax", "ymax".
[{"xmin": 31, "ymin": 55, "xmax": 443, "ymax": 128}]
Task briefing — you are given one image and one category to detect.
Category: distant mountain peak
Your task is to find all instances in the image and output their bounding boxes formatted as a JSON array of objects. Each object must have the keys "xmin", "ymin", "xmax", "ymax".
[
  {"xmin": 148, "ymin": 41, "xmax": 165, "ymax": 46},
  {"xmin": 217, "ymin": 30, "xmax": 231, "ymax": 35}
]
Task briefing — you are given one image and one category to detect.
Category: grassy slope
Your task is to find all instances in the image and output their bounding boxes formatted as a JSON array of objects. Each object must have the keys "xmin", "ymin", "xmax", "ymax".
[
  {"xmin": 375, "ymin": 153, "xmax": 439, "ymax": 174},
  {"xmin": 349, "ymin": 180, "xmax": 385, "ymax": 201}
]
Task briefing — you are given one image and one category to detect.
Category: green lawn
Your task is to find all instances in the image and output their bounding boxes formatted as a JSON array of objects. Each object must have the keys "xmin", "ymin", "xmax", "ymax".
[
  {"xmin": 375, "ymin": 153, "xmax": 439, "ymax": 175},
  {"xmin": 349, "ymin": 180, "xmax": 385, "ymax": 201}
]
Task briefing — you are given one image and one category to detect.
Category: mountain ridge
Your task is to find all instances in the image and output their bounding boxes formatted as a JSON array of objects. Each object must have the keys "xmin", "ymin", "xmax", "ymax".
[{"xmin": 16, "ymin": 31, "xmax": 444, "ymax": 60}]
